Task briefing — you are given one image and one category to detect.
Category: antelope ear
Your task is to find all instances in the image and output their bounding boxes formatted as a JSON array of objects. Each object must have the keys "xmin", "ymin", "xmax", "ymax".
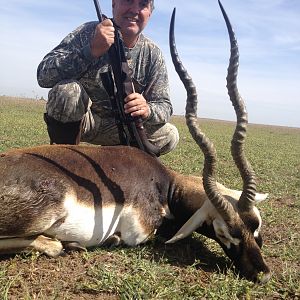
[
  {"xmin": 165, "ymin": 212, "xmax": 201, "ymax": 244},
  {"xmin": 165, "ymin": 204, "xmax": 209, "ymax": 244},
  {"xmin": 255, "ymin": 193, "xmax": 269, "ymax": 203}
]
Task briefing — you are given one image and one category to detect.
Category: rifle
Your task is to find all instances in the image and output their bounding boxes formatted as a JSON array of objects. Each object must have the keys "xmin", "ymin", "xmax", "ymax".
[{"xmin": 92, "ymin": 0, "xmax": 160, "ymax": 156}]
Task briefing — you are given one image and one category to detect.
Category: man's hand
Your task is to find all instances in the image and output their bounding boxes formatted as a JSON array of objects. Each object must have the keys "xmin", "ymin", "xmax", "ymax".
[
  {"xmin": 124, "ymin": 93, "xmax": 150, "ymax": 120},
  {"xmin": 91, "ymin": 19, "xmax": 115, "ymax": 58}
]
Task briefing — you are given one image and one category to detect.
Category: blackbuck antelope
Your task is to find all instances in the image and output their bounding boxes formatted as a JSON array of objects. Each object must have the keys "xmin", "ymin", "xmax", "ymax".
[{"xmin": 0, "ymin": 1, "xmax": 270, "ymax": 283}]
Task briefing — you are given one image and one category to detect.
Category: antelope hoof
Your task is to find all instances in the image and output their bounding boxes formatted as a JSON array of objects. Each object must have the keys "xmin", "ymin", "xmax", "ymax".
[
  {"xmin": 63, "ymin": 241, "xmax": 87, "ymax": 252},
  {"xmin": 103, "ymin": 233, "xmax": 122, "ymax": 248}
]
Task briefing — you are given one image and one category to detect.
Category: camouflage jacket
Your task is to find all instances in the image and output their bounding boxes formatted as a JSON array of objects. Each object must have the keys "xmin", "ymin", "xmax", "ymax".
[{"xmin": 37, "ymin": 21, "xmax": 172, "ymax": 125}]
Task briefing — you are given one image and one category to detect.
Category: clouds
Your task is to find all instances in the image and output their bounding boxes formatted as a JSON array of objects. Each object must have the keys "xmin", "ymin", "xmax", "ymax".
[
  {"xmin": 150, "ymin": 1, "xmax": 300, "ymax": 127},
  {"xmin": 0, "ymin": 0, "xmax": 299, "ymax": 127}
]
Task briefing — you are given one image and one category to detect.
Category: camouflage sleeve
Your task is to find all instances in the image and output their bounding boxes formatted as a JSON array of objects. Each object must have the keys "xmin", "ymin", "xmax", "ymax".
[
  {"xmin": 37, "ymin": 22, "xmax": 97, "ymax": 88},
  {"xmin": 143, "ymin": 49, "xmax": 173, "ymax": 126}
]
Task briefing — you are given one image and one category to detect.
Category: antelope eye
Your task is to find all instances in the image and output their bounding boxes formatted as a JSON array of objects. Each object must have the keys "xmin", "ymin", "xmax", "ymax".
[
  {"xmin": 243, "ymin": 215, "xmax": 260, "ymax": 236},
  {"xmin": 255, "ymin": 234, "xmax": 263, "ymax": 248},
  {"xmin": 252, "ymin": 220, "xmax": 260, "ymax": 233}
]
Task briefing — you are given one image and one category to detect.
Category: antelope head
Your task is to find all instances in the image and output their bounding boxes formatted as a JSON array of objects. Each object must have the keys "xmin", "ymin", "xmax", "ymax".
[{"xmin": 165, "ymin": 1, "xmax": 271, "ymax": 283}]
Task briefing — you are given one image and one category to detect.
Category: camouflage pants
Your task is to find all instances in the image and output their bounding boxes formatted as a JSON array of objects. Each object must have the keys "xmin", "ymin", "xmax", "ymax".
[{"xmin": 46, "ymin": 80, "xmax": 179, "ymax": 154}]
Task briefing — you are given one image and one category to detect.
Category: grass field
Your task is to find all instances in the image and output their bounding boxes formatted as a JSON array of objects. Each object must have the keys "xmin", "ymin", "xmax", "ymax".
[{"xmin": 0, "ymin": 96, "xmax": 299, "ymax": 299}]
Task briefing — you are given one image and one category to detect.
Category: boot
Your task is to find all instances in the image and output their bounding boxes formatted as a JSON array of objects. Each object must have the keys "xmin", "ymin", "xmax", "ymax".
[{"xmin": 44, "ymin": 113, "xmax": 82, "ymax": 145}]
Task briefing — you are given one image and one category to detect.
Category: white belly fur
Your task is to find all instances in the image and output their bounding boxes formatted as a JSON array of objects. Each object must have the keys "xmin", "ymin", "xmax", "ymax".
[{"xmin": 45, "ymin": 194, "xmax": 127, "ymax": 247}]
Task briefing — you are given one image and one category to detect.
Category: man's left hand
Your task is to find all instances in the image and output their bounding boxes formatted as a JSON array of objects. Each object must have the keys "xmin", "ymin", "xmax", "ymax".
[{"xmin": 124, "ymin": 93, "xmax": 150, "ymax": 120}]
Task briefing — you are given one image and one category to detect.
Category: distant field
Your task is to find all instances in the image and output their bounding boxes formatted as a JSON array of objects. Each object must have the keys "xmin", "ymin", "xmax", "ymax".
[{"xmin": 0, "ymin": 96, "xmax": 299, "ymax": 299}]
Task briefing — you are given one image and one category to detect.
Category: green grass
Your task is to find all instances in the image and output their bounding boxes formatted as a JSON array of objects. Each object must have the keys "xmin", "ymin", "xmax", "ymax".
[
  {"xmin": 0, "ymin": 96, "xmax": 299, "ymax": 299},
  {"xmin": 0, "ymin": 96, "xmax": 49, "ymax": 151}
]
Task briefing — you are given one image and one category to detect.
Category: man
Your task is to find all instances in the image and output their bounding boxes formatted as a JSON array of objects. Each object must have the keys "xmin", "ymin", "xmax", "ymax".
[{"xmin": 37, "ymin": 0, "xmax": 179, "ymax": 155}]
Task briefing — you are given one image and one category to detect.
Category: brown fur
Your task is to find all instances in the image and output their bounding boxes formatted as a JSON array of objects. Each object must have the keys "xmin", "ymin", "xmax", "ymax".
[{"xmin": 0, "ymin": 144, "xmax": 270, "ymax": 283}]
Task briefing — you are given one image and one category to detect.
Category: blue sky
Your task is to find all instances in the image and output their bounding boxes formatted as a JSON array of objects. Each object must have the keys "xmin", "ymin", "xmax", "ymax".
[{"xmin": 0, "ymin": 0, "xmax": 299, "ymax": 127}]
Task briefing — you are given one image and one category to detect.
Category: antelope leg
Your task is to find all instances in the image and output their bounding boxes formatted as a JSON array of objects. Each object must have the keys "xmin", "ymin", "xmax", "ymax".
[{"xmin": 0, "ymin": 235, "xmax": 64, "ymax": 257}]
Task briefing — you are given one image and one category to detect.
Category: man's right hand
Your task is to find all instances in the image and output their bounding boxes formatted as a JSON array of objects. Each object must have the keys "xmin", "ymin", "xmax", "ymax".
[{"xmin": 91, "ymin": 19, "xmax": 115, "ymax": 58}]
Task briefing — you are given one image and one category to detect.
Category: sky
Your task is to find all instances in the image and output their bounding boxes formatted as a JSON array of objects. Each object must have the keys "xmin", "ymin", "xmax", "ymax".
[{"xmin": 0, "ymin": 0, "xmax": 299, "ymax": 128}]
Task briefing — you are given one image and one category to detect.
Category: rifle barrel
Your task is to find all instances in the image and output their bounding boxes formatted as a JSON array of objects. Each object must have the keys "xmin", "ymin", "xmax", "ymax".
[{"xmin": 93, "ymin": 0, "xmax": 103, "ymax": 22}]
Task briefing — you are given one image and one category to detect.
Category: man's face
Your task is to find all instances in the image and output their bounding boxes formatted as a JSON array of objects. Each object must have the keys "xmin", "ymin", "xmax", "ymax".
[{"xmin": 112, "ymin": 0, "xmax": 152, "ymax": 39}]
